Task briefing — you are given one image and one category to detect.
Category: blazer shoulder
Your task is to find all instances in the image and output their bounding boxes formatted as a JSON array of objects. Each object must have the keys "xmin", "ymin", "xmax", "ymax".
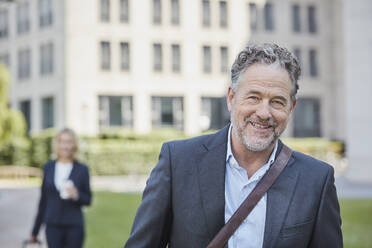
[
  {"xmin": 73, "ymin": 161, "xmax": 90, "ymax": 171},
  {"xmin": 165, "ymin": 131, "xmax": 221, "ymax": 155},
  {"xmin": 165, "ymin": 125, "xmax": 229, "ymax": 153},
  {"xmin": 43, "ymin": 160, "xmax": 55, "ymax": 170},
  {"xmin": 292, "ymin": 150, "xmax": 334, "ymax": 175}
]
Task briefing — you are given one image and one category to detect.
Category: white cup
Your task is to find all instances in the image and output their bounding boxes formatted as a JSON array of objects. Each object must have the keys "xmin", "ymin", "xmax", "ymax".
[{"xmin": 60, "ymin": 180, "xmax": 74, "ymax": 199}]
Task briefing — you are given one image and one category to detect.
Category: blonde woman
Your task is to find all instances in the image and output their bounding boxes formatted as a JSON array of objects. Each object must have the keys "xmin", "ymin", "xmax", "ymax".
[{"xmin": 30, "ymin": 128, "xmax": 92, "ymax": 248}]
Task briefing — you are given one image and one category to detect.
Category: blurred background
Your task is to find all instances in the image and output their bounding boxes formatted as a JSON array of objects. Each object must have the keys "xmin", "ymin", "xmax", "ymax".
[{"xmin": 0, "ymin": 0, "xmax": 371, "ymax": 247}]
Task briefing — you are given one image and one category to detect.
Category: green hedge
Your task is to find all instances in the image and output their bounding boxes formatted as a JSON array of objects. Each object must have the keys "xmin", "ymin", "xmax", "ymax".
[{"xmin": 0, "ymin": 129, "xmax": 344, "ymax": 176}]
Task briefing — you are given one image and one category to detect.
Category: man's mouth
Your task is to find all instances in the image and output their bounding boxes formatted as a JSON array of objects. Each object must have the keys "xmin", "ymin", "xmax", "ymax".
[{"xmin": 249, "ymin": 121, "xmax": 272, "ymax": 129}]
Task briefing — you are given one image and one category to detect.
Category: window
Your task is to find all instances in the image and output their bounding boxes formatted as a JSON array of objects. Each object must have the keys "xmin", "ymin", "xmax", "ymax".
[
  {"xmin": 19, "ymin": 100, "xmax": 31, "ymax": 132},
  {"xmin": 219, "ymin": 1, "xmax": 227, "ymax": 28},
  {"xmin": 293, "ymin": 98, "xmax": 321, "ymax": 137},
  {"xmin": 120, "ymin": 0, "xmax": 129, "ymax": 23},
  {"xmin": 39, "ymin": 0, "xmax": 53, "ymax": 28},
  {"xmin": 171, "ymin": 44, "xmax": 181, "ymax": 73},
  {"xmin": 99, "ymin": 96, "xmax": 133, "ymax": 128},
  {"xmin": 153, "ymin": 43, "xmax": 162, "ymax": 71},
  {"xmin": 18, "ymin": 48, "xmax": 31, "ymax": 80},
  {"xmin": 152, "ymin": 96, "xmax": 184, "ymax": 129},
  {"xmin": 308, "ymin": 5, "xmax": 317, "ymax": 33},
  {"xmin": 0, "ymin": 9, "xmax": 8, "ymax": 38},
  {"xmin": 42, "ymin": 96, "xmax": 54, "ymax": 129},
  {"xmin": 171, "ymin": 0, "xmax": 180, "ymax": 25},
  {"xmin": 100, "ymin": 0, "xmax": 110, "ymax": 22},
  {"xmin": 248, "ymin": 3, "xmax": 257, "ymax": 31},
  {"xmin": 292, "ymin": 4, "xmax": 300, "ymax": 32},
  {"xmin": 309, "ymin": 49, "xmax": 318, "ymax": 77},
  {"xmin": 203, "ymin": 46, "xmax": 212, "ymax": 73},
  {"xmin": 100, "ymin": 41, "xmax": 111, "ymax": 70},
  {"xmin": 153, "ymin": 0, "xmax": 162, "ymax": 24},
  {"xmin": 40, "ymin": 42, "xmax": 54, "ymax": 75},
  {"xmin": 120, "ymin": 42, "xmax": 130, "ymax": 71},
  {"xmin": 264, "ymin": 3, "xmax": 274, "ymax": 31},
  {"xmin": 17, "ymin": 2, "xmax": 30, "ymax": 34},
  {"xmin": 220, "ymin": 46, "xmax": 228, "ymax": 73},
  {"xmin": 0, "ymin": 53, "xmax": 10, "ymax": 67},
  {"xmin": 202, "ymin": 0, "xmax": 211, "ymax": 27},
  {"xmin": 201, "ymin": 97, "xmax": 226, "ymax": 130}
]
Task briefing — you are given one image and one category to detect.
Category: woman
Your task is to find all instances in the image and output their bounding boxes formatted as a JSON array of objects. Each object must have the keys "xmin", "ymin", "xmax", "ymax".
[{"xmin": 30, "ymin": 128, "xmax": 92, "ymax": 248}]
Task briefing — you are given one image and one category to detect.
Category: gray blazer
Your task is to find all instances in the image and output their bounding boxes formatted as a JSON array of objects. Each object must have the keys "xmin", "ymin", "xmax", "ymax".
[{"xmin": 124, "ymin": 125, "xmax": 343, "ymax": 248}]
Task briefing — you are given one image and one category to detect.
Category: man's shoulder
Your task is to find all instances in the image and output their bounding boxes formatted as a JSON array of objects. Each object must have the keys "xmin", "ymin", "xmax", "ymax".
[
  {"xmin": 291, "ymin": 149, "xmax": 334, "ymax": 175},
  {"xmin": 164, "ymin": 126, "xmax": 229, "ymax": 153}
]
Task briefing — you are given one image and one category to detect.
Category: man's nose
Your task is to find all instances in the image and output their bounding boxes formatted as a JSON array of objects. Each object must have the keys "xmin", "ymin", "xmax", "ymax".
[{"xmin": 255, "ymin": 101, "xmax": 272, "ymax": 120}]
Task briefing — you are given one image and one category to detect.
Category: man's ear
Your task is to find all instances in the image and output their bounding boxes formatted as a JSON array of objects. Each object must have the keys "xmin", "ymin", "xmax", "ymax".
[
  {"xmin": 290, "ymin": 99, "xmax": 297, "ymax": 112},
  {"xmin": 227, "ymin": 87, "xmax": 234, "ymax": 112}
]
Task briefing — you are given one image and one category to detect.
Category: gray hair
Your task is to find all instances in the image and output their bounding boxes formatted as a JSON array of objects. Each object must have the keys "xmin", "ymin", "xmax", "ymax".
[{"xmin": 231, "ymin": 43, "xmax": 301, "ymax": 102}]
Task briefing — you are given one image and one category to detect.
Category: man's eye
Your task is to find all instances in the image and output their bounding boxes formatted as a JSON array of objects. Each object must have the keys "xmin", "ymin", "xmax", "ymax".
[
  {"xmin": 248, "ymin": 96, "xmax": 259, "ymax": 101},
  {"xmin": 272, "ymin": 100, "xmax": 285, "ymax": 107}
]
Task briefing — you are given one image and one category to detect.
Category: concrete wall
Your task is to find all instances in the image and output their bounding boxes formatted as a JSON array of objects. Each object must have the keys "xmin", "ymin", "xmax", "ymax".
[{"xmin": 343, "ymin": 0, "xmax": 372, "ymax": 183}]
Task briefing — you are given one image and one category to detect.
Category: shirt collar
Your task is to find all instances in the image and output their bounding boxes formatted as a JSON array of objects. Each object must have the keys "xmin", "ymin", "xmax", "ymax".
[{"xmin": 226, "ymin": 124, "xmax": 278, "ymax": 167}]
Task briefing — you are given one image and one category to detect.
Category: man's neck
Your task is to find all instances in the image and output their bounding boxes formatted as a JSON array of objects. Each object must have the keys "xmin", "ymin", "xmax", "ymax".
[{"xmin": 230, "ymin": 132, "xmax": 275, "ymax": 178}]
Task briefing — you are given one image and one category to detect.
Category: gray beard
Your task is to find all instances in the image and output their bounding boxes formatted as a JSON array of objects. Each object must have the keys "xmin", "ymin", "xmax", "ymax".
[{"xmin": 231, "ymin": 114, "xmax": 282, "ymax": 152}]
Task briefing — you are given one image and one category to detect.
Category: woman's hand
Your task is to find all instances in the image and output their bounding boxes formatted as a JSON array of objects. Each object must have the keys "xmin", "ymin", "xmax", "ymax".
[{"xmin": 66, "ymin": 184, "xmax": 79, "ymax": 200}]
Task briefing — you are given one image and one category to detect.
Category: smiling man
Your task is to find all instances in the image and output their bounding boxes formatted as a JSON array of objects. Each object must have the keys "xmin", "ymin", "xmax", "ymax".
[{"xmin": 124, "ymin": 43, "xmax": 343, "ymax": 248}]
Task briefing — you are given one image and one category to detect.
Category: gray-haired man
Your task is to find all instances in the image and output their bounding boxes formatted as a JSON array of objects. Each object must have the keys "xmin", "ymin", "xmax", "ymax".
[{"xmin": 124, "ymin": 43, "xmax": 343, "ymax": 248}]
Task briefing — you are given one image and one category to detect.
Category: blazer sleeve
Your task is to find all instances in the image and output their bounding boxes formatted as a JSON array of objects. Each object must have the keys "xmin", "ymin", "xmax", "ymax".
[
  {"xmin": 31, "ymin": 163, "xmax": 48, "ymax": 237},
  {"xmin": 124, "ymin": 143, "xmax": 172, "ymax": 248},
  {"xmin": 74, "ymin": 165, "xmax": 92, "ymax": 206},
  {"xmin": 309, "ymin": 166, "xmax": 343, "ymax": 247}
]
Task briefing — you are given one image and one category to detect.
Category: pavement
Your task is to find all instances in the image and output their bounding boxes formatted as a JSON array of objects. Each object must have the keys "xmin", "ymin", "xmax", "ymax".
[{"xmin": 0, "ymin": 174, "xmax": 371, "ymax": 248}]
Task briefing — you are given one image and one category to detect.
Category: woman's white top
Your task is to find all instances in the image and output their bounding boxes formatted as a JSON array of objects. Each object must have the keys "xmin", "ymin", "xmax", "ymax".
[{"xmin": 54, "ymin": 161, "xmax": 73, "ymax": 191}]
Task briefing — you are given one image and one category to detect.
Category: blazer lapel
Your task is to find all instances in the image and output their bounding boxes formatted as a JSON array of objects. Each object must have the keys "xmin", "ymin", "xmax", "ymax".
[
  {"xmin": 49, "ymin": 161, "xmax": 58, "ymax": 191},
  {"xmin": 263, "ymin": 155, "xmax": 299, "ymax": 248},
  {"xmin": 68, "ymin": 161, "xmax": 78, "ymax": 183},
  {"xmin": 197, "ymin": 126, "xmax": 229, "ymax": 238}
]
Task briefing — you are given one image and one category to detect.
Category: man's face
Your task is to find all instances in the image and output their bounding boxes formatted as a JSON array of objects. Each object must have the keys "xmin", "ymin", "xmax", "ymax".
[{"xmin": 227, "ymin": 63, "xmax": 296, "ymax": 152}]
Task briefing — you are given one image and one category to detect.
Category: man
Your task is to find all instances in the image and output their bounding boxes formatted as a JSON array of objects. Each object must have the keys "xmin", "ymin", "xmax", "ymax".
[{"xmin": 124, "ymin": 43, "xmax": 343, "ymax": 248}]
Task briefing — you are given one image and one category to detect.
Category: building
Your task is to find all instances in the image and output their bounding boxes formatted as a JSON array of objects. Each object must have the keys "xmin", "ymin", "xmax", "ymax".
[
  {"xmin": 343, "ymin": 0, "xmax": 372, "ymax": 183},
  {"xmin": 0, "ymin": 0, "xmax": 344, "ymax": 140}
]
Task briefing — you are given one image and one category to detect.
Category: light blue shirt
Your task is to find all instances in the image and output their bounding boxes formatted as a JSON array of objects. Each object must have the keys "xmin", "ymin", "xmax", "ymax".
[{"xmin": 225, "ymin": 125, "xmax": 278, "ymax": 248}]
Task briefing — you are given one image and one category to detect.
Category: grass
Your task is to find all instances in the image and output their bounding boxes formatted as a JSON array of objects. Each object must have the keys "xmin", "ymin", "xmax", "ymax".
[
  {"xmin": 85, "ymin": 192, "xmax": 372, "ymax": 248},
  {"xmin": 340, "ymin": 199, "xmax": 372, "ymax": 248},
  {"xmin": 85, "ymin": 192, "xmax": 141, "ymax": 248}
]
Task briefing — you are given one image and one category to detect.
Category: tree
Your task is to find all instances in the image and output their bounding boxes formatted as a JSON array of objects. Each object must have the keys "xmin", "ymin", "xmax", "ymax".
[{"xmin": 0, "ymin": 64, "xmax": 29, "ymax": 165}]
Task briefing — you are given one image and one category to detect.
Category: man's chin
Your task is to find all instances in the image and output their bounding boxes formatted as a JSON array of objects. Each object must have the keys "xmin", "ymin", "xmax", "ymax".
[{"xmin": 242, "ymin": 136, "xmax": 276, "ymax": 152}]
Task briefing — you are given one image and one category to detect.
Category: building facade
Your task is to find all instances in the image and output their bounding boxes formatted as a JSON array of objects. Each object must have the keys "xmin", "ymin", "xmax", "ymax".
[{"xmin": 0, "ymin": 0, "xmax": 344, "ymax": 140}]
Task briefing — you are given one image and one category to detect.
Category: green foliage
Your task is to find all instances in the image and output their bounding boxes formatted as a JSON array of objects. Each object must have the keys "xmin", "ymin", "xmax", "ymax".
[
  {"xmin": 29, "ymin": 129, "xmax": 56, "ymax": 168},
  {"xmin": 282, "ymin": 137, "xmax": 344, "ymax": 161},
  {"xmin": 0, "ymin": 64, "xmax": 29, "ymax": 165},
  {"xmin": 84, "ymin": 192, "xmax": 372, "ymax": 248},
  {"xmin": 23, "ymin": 129, "xmax": 187, "ymax": 174},
  {"xmin": 81, "ymin": 129, "xmax": 187, "ymax": 175},
  {"xmin": 4, "ymin": 123, "xmax": 345, "ymax": 175}
]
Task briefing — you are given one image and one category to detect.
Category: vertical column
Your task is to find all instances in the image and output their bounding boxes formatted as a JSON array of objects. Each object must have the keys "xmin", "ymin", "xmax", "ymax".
[
  {"xmin": 134, "ymin": 91, "xmax": 151, "ymax": 134},
  {"xmin": 344, "ymin": 0, "xmax": 372, "ymax": 183},
  {"xmin": 184, "ymin": 92, "xmax": 201, "ymax": 136}
]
